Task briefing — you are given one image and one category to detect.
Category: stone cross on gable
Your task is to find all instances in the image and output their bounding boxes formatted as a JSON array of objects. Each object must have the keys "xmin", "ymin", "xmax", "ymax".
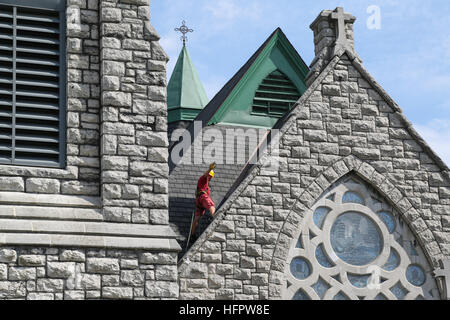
[
  {"xmin": 330, "ymin": 7, "xmax": 355, "ymax": 55},
  {"xmin": 433, "ymin": 258, "xmax": 450, "ymax": 300}
]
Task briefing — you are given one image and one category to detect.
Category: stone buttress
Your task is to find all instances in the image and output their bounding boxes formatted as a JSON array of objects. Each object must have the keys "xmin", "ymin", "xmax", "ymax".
[{"xmin": 0, "ymin": 0, "xmax": 180, "ymax": 300}]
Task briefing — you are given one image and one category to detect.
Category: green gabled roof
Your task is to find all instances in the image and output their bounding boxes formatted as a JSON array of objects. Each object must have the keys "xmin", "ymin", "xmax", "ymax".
[
  {"xmin": 201, "ymin": 28, "xmax": 310, "ymax": 128},
  {"xmin": 167, "ymin": 46, "xmax": 209, "ymax": 123}
]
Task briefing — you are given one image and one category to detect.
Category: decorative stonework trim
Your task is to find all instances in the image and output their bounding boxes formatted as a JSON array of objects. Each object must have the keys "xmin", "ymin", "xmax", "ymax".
[
  {"xmin": 433, "ymin": 258, "xmax": 450, "ymax": 300},
  {"xmin": 268, "ymin": 156, "xmax": 443, "ymax": 299},
  {"xmin": 282, "ymin": 176, "xmax": 439, "ymax": 300}
]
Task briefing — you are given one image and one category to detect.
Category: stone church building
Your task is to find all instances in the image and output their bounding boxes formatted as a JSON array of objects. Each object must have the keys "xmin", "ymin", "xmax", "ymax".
[{"xmin": 0, "ymin": 0, "xmax": 448, "ymax": 300}]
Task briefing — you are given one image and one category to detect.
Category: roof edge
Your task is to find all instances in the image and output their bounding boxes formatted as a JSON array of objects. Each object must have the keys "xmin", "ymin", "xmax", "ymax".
[{"xmin": 348, "ymin": 49, "xmax": 450, "ymax": 175}]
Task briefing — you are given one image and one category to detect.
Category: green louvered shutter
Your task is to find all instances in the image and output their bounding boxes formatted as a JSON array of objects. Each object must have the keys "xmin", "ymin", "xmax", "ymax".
[
  {"xmin": 0, "ymin": 0, "xmax": 65, "ymax": 167},
  {"xmin": 252, "ymin": 70, "xmax": 300, "ymax": 118}
]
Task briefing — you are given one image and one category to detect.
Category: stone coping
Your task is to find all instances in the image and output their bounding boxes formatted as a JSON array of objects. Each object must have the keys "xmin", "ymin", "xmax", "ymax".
[
  {"xmin": 0, "ymin": 219, "xmax": 177, "ymax": 239},
  {"xmin": 0, "ymin": 192, "xmax": 101, "ymax": 208},
  {"xmin": 0, "ymin": 206, "xmax": 103, "ymax": 221},
  {"xmin": 0, "ymin": 233, "xmax": 181, "ymax": 251},
  {"xmin": 0, "ymin": 219, "xmax": 181, "ymax": 251}
]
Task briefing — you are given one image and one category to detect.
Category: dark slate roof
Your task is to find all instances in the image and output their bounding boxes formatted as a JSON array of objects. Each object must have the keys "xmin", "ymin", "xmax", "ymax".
[
  {"xmin": 168, "ymin": 120, "xmax": 191, "ymax": 142},
  {"xmin": 169, "ymin": 124, "xmax": 264, "ymax": 253}
]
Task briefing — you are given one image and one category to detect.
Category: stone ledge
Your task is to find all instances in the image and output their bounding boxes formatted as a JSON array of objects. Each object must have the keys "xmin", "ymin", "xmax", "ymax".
[
  {"xmin": 0, "ymin": 219, "xmax": 177, "ymax": 239},
  {"xmin": 0, "ymin": 206, "xmax": 103, "ymax": 222},
  {"xmin": 0, "ymin": 233, "xmax": 181, "ymax": 251},
  {"xmin": 0, "ymin": 192, "xmax": 101, "ymax": 208}
]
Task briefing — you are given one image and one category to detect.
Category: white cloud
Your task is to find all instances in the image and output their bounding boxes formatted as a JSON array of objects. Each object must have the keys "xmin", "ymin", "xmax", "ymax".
[{"xmin": 415, "ymin": 119, "xmax": 450, "ymax": 166}]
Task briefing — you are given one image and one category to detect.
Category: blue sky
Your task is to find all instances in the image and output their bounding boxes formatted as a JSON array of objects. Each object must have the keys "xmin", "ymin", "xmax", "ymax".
[{"xmin": 151, "ymin": 0, "xmax": 450, "ymax": 165}]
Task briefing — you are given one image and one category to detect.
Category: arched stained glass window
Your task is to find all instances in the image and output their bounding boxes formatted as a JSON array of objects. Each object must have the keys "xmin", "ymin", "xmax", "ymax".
[{"xmin": 283, "ymin": 175, "xmax": 439, "ymax": 300}]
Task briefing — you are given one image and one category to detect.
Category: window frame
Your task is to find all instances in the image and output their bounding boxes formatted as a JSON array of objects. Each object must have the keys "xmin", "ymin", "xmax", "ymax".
[
  {"xmin": 283, "ymin": 175, "xmax": 440, "ymax": 300},
  {"xmin": 0, "ymin": 0, "xmax": 66, "ymax": 168}
]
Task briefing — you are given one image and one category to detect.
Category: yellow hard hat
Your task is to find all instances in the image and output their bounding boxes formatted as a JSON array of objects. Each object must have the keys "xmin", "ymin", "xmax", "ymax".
[{"xmin": 209, "ymin": 170, "xmax": 215, "ymax": 178}]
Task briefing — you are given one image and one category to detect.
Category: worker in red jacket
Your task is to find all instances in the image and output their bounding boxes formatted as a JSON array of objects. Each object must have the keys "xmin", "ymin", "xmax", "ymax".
[{"xmin": 190, "ymin": 163, "xmax": 216, "ymax": 242}]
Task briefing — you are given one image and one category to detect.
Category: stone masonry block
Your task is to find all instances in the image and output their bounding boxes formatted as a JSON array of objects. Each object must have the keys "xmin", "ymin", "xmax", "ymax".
[{"xmin": 86, "ymin": 258, "xmax": 120, "ymax": 275}]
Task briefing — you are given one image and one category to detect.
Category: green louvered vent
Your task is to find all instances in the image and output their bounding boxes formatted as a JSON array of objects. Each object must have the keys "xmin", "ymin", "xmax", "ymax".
[
  {"xmin": 0, "ymin": 3, "xmax": 64, "ymax": 167},
  {"xmin": 252, "ymin": 70, "xmax": 300, "ymax": 117}
]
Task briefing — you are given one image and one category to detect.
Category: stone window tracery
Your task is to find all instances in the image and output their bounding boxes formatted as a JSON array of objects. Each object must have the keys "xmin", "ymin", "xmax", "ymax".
[{"xmin": 283, "ymin": 175, "xmax": 440, "ymax": 300}]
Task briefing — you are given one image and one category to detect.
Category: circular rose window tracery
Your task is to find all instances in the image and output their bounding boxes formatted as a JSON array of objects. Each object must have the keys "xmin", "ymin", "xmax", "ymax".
[
  {"xmin": 284, "ymin": 176, "xmax": 440, "ymax": 300},
  {"xmin": 330, "ymin": 212, "xmax": 382, "ymax": 266}
]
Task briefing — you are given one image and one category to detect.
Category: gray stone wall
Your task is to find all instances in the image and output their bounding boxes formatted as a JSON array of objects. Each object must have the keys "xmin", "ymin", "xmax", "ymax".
[
  {"xmin": 0, "ymin": 0, "xmax": 171, "ymax": 221},
  {"xmin": 178, "ymin": 53, "xmax": 450, "ymax": 300},
  {"xmin": 0, "ymin": 247, "xmax": 178, "ymax": 300},
  {"xmin": 99, "ymin": 0, "xmax": 170, "ymax": 224},
  {"xmin": 0, "ymin": 0, "xmax": 180, "ymax": 300}
]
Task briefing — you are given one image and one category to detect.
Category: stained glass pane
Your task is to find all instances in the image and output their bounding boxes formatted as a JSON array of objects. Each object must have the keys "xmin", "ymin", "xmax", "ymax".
[
  {"xmin": 375, "ymin": 293, "xmax": 387, "ymax": 300},
  {"xmin": 409, "ymin": 242, "xmax": 419, "ymax": 256},
  {"xmin": 372, "ymin": 197, "xmax": 382, "ymax": 205},
  {"xmin": 406, "ymin": 265, "xmax": 426, "ymax": 287},
  {"xmin": 290, "ymin": 257, "xmax": 311, "ymax": 280},
  {"xmin": 348, "ymin": 274, "xmax": 370, "ymax": 288},
  {"xmin": 313, "ymin": 207, "xmax": 331, "ymax": 229},
  {"xmin": 376, "ymin": 211, "xmax": 395, "ymax": 233},
  {"xmin": 292, "ymin": 289, "xmax": 310, "ymax": 300},
  {"xmin": 390, "ymin": 282, "xmax": 408, "ymax": 300},
  {"xmin": 296, "ymin": 236, "xmax": 303, "ymax": 249},
  {"xmin": 312, "ymin": 277, "xmax": 330, "ymax": 299},
  {"xmin": 331, "ymin": 274, "xmax": 341, "ymax": 284},
  {"xmin": 333, "ymin": 292, "xmax": 349, "ymax": 300},
  {"xmin": 342, "ymin": 191, "xmax": 364, "ymax": 205},
  {"xmin": 383, "ymin": 249, "xmax": 400, "ymax": 271},
  {"xmin": 315, "ymin": 244, "xmax": 334, "ymax": 268},
  {"xmin": 330, "ymin": 212, "xmax": 382, "ymax": 266}
]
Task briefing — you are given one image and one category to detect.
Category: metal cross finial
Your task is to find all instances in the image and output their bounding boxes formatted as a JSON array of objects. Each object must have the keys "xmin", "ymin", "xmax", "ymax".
[{"xmin": 175, "ymin": 20, "xmax": 194, "ymax": 46}]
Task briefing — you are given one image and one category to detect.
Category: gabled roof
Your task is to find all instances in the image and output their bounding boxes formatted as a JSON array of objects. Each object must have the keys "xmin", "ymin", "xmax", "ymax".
[
  {"xmin": 168, "ymin": 29, "xmax": 311, "ymax": 254},
  {"xmin": 169, "ymin": 28, "xmax": 310, "ymax": 163},
  {"xmin": 207, "ymin": 28, "xmax": 309, "ymax": 128},
  {"xmin": 178, "ymin": 49, "xmax": 450, "ymax": 263},
  {"xmin": 167, "ymin": 46, "xmax": 209, "ymax": 123}
]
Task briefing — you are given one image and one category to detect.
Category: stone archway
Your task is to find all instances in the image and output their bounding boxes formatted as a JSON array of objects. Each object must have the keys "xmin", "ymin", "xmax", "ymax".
[{"xmin": 268, "ymin": 156, "xmax": 444, "ymax": 300}]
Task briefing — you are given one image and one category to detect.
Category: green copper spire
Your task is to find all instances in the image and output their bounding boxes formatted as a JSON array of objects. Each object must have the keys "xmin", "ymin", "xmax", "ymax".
[{"xmin": 167, "ymin": 45, "xmax": 209, "ymax": 123}]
